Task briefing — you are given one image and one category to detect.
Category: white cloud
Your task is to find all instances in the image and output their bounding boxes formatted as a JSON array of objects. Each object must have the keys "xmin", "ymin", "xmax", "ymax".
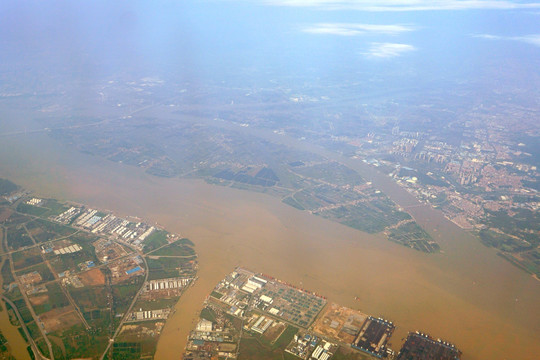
[
  {"xmin": 302, "ymin": 23, "xmax": 415, "ymax": 36},
  {"xmin": 260, "ymin": 0, "xmax": 540, "ymax": 11},
  {"xmin": 474, "ymin": 33, "xmax": 540, "ymax": 46},
  {"xmin": 519, "ymin": 34, "xmax": 540, "ymax": 46},
  {"xmin": 363, "ymin": 42, "xmax": 416, "ymax": 58}
]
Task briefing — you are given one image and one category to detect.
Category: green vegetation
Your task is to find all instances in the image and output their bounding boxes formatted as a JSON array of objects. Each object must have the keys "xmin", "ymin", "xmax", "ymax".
[
  {"xmin": 273, "ymin": 325, "xmax": 298, "ymax": 349},
  {"xmin": 113, "ymin": 321, "xmax": 164, "ymax": 358},
  {"xmin": 142, "ymin": 230, "xmax": 169, "ymax": 253},
  {"xmin": 12, "ymin": 299, "xmax": 33, "ymax": 324},
  {"xmin": 318, "ymin": 201, "xmax": 410, "ymax": 234},
  {"xmin": 48, "ymin": 244, "xmax": 96, "ymax": 275},
  {"xmin": 18, "ymin": 327, "xmax": 27, "ymax": 342},
  {"xmin": 239, "ymin": 325, "xmax": 298, "ymax": 360},
  {"xmin": 0, "ymin": 178, "xmax": 18, "ymax": 196},
  {"xmin": 70, "ymin": 286, "xmax": 109, "ymax": 313},
  {"xmin": 34, "ymin": 219, "xmax": 77, "ymax": 238},
  {"xmin": 49, "ymin": 336, "xmax": 66, "ymax": 360},
  {"xmin": 26, "ymin": 321, "xmax": 41, "ymax": 340},
  {"xmin": 44, "ymin": 283, "xmax": 70, "ymax": 311},
  {"xmin": 0, "ymin": 330, "xmax": 9, "ymax": 353},
  {"xmin": 16, "ymin": 203, "xmax": 48, "ymax": 217},
  {"xmin": 282, "ymin": 196, "xmax": 305, "ymax": 210},
  {"xmin": 200, "ymin": 307, "xmax": 217, "ymax": 323},
  {"xmin": 1, "ymin": 187, "xmax": 197, "ymax": 360},
  {"xmin": 5, "ymin": 287, "xmax": 22, "ymax": 303},
  {"xmin": 147, "ymin": 256, "xmax": 194, "ymax": 280},
  {"xmin": 210, "ymin": 290, "xmax": 223, "ymax": 299},
  {"xmin": 42, "ymin": 199, "xmax": 69, "ymax": 217},
  {"xmin": 24, "ymin": 218, "xmax": 77, "ymax": 244},
  {"xmin": 6, "ymin": 226, "xmax": 33, "ymax": 250},
  {"xmin": 388, "ymin": 221, "xmax": 439, "ymax": 253},
  {"xmin": 478, "ymin": 229, "xmax": 519, "ymax": 250},
  {"xmin": 178, "ymin": 238, "xmax": 194, "ymax": 246},
  {"xmin": 12, "ymin": 248, "xmax": 43, "ymax": 271},
  {"xmin": 133, "ymin": 297, "xmax": 178, "ymax": 311},
  {"xmin": 35, "ymin": 338, "xmax": 50, "ymax": 359},
  {"xmin": 291, "ymin": 162, "xmax": 365, "ymax": 186},
  {"xmin": 1, "ymin": 259, "xmax": 15, "ymax": 286},
  {"xmin": 1, "ymin": 212, "xmax": 30, "ymax": 226},
  {"xmin": 332, "ymin": 347, "xmax": 372, "ymax": 360},
  {"xmin": 151, "ymin": 240, "xmax": 195, "ymax": 257},
  {"xmin": 112, "ymin": 278, "xmax": 144, "ymax": 316},
  {"xmin": 284, "ymin": 352, "xmax": 300, "ymax": 360},
  {"xmin": 83, "ymin": 308, "xmax": 111, "ymax": 329},
  {"xmin": 15, "ymin": 262, "xmax": 54, "ymax": 283},
  {"xmin": 111, "ymin": 341, "xmax": 141, "ymax": 359},
  {"xmin": 238, "ymin": 337, "xmax": 281, "ymax": 360},
  {"xmin": 213, "ymin": 166, "xmax": 279, "ymax": 187},
  {"xmin": 481, "ymin": 209, "xmax": 539, "ymax": 249},
  {"xmin": 26, "ymin": 346, "xmax": 33, "ymax": 360},
  {"xmin": 57, "ymin": 324, "xmax": 109, "ymax": 360},
  {"xmin": 286, "ymin": 186, "xmax": 414, "ymax": 235}
]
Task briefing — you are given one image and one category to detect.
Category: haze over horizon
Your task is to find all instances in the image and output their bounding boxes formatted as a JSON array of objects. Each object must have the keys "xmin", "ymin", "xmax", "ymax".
[
  {"xmin": 2, "ymin": 0, "xmax": 540, "ymax": 87},
  {"xmin": 0, "ymin": 1, "xmax": 539, "ymax": 360}
]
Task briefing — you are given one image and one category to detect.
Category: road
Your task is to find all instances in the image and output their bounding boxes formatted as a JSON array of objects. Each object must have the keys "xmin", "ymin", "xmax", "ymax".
[
  {"xmin": 99, "ymin": 243, "xmax": 150, "ymax": 360},
  {"xmin": 1, "ymin": 295, "xmax": 50, "ymax": 360},
  {"xmin": 23, "ymin": 224, "xmax": 91, "ymax": 330},
  {"xmin": 2, "ymin": 224, "xmax": 54, "ymax": 360}
]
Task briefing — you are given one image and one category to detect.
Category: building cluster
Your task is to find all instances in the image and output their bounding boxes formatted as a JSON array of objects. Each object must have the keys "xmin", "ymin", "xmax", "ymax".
[
  {"xmin": 286, "ymin": 332, "xmax": 337, "ymax": 360},
  {"xmin": 244, "ymin": 313, "xmax": 275, "ymax": 335},
  {"xmin": 391, "ymin": 138, "xmax": 418, "ymax": 156},
  {"xmin": 396, "ymin": 332, "xmax": 461, "ymax": 360},
  {"xmin": 352, "ymin": 317, "xmax": 395, "ymax": 358},
  {"xmin": 144, "ymin": 277, "xmax": 191, "ymax": 292},
  {"xmin": 53, "ymin": 206, "xmax": 157, "ymax": 250},
  {"xmin": 92, "ymin": 238, "xmax": 128, "ymax": 262},
  {"xmin": 51, "ymin": 206, "xmax": 81, "ymax": 224},
  {"xmin": 184, "ymin": 268, "xmax": 463, "ymax": 360},
  {"xmin": 41, "ymin": 239, "xmax": 82, "ymax": 255},
  {"xmin": 52, "ymin": 243, "xmax": 82, "ymax": 255},
  {"xmin": 26, "ymin": 198, "xmax": 43, "ymax": 206},
  {"xmin": 185, "ymin": 304, "xmax": 239, "ymax": 359},
  {"xmin": 139, "ymin": 276, "xmax": 195, "ymax": 303},
  {"xmin": 215, "ymin": 268, "xmax": 327, "ymax": 328},
  {"xmin": 128, "ymin": 308, "xmax": 170, "ymax": 322}
]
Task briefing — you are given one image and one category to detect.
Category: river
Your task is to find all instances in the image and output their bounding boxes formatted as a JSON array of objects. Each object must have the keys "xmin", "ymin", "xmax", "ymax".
[
  {"xmin": 0, "ymin": 245, "xmax": 31, "ymax": 359},
  {"xmin": 0, "ymin": 117, "xmax": 538, "ymax": 360}
]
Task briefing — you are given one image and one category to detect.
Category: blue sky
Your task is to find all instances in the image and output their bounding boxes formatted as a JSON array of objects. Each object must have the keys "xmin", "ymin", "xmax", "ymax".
[{"xmin": 1, "ymin": 0, "xmax": 539, "ymax": 84}]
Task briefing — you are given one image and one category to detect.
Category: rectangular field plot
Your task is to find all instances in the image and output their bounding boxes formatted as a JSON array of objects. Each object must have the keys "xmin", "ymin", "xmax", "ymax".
[
  {"xmin": 254, "ymin": 281, "xmax": 327, "ymax": 328},
  {"xmin": 12, "ymin": 247, "xmax": 43, "ymax": 271}
]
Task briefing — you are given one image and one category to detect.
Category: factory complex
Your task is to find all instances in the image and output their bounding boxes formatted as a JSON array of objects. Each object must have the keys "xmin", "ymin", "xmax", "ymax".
[{"xmin": 184, "ymin": 268, "xmax": 462, "ymax": 359}]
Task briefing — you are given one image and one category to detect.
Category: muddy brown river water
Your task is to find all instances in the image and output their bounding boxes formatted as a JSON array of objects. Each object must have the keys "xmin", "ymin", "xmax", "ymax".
[
  {"xmin": 0, "ymin": 252, "xmax": 31, "ymax": 360},
  {"xmin": 0, "ymin": 123, "xmax": 539, "ymax": 360}
]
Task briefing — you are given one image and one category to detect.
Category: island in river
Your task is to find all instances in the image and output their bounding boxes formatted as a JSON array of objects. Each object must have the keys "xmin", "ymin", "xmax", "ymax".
[{"xmin": 0, "ymin": 127, "xmax": 538, "ymax": 360}]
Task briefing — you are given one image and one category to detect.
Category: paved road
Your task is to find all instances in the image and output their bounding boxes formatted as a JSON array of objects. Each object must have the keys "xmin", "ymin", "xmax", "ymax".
[
  {"xmin": 99, "ymin": 245, "xmax": 149, "ymax": 360},
  {"xmin": 1, "ymin": 295, "xmax": 49, "ymax": 360},
  {"xmin": 2, "ymin": 225, "xmax": 54, "ymax": 360}
]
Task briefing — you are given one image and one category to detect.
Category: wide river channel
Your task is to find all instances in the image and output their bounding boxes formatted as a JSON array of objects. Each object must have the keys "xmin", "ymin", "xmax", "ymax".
[{"xmin": 0, "ymin": 117, "xmax": 538, "ymax": 360}]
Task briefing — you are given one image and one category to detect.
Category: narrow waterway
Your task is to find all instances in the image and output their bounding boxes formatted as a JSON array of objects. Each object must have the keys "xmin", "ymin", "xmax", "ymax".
[{"xmin": 0, "ymin": 241, "xmax": 32, "ymax": 360}]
